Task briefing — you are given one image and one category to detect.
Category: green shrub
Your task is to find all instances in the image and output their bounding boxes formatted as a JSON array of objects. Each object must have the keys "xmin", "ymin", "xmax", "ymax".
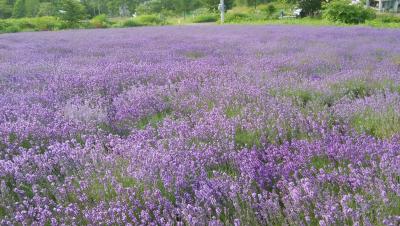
[
  {"xmin": 0, "ymin": 20, "xmax": 11, "ymax": 31},
  {"xmin": 374, "ymin": 14, "xmax": 400, "ymax": 23},
  {"xmin": 14, "ymin": 18, "xmax": 35, "ymax": 29},
  {"xmin": 4, "ymin": 24, "xmax": 20, "ymax": 33},
  {"xmin": 58, "ymin": 0, "xmax": 87, "ymax": 26},
  {"xmin": 323, "ymin": 0, "xmax": 375, "ymax": 24},
  {"xmin": 122, "ymin": 19, "xmax": 143, "ymax": 27},
  {"xmin": 331, "ymin": 79, "xmax": 391, "ymax": 99},
  {"xmin": 0, "ymin": 16, "xmax": 64, "ymax": 33},
  {"xmin": 90, "ymin": 14, "xmax": 110, "ymax": 28},
  {"xmin": 259, "ymin": 4, "xmax": 277, "ymax": 17},
  {"xmin": 351, "ymin": 108, "xmax": 400, "ymax": 138},
  {"xmin": 32, "ymin": 17, "xmax": 64, "ymax": 31},
  {"xmin": 192, "ymin": 14, "xmax": 218, "ymax": 23},
  {"xmin": 136, "ymin": 15, "xmax": 163, "ymax": 25},
  {"xmin": 225, "ymin": 12, "xmax": 252, "ymax": 22},
  {"xmin": 235, "ymin": 128, "xmax": 261, "ymax": 149},
  {"xmin": 298, "ymin": 0, "xmax": 323, "ymax": 17}
]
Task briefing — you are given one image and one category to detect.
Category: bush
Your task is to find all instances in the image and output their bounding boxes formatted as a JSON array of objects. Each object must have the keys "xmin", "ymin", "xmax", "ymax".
[
  {"xmin": 37, "ymin": 2, "xmax": 56, "ymax": 17},
  {"xmin": 192, "ymin": 14, "xmax": 218, "ymax": 23},
  {"xmin": 375, "ymin": 14, "xmax": 400, "ymax": 23},
  {"xmin": 225, "ymin": 12, "xmax": 252, "ymax": 22},
  {"xmin": 122, "ymin": 19, "xmax": 143, "ymax": 27},
  {"xmin": 261, "ymin": 4, "xmax": 277, "ymax": 16},
  {"xmin": 0, "ymin": 16, "xmax": 64, "ymax": 33},
  {"xmin": 4, "ymin": 24, "xmax": 20, "ymax": 33},
  {"xmin": 34, "ymin": 16, "xmax": 64, "ymax": 31},
  {"xmin": 58, "ymin": 0, "xmax": 86, "ymax": 26},
  {"xmin": 323, "ymin": 0, "xmax": 375, "ymax": 24},
  {"xmin": 298, "ymin": 0, "xmax": 323, "ymax": 17},
  {"xmin": 136, "ymin": 15, "xmax": 163, "ymax": 25},
  {"xmin": 90, "ymin": 14, "xmax": 110, "ymax": 28}
]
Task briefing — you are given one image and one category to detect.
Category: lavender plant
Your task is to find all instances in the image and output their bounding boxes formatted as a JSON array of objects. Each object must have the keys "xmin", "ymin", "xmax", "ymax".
[{"xmin": 0, "ymin": 25, "xmax": 399, "ymax": 225}]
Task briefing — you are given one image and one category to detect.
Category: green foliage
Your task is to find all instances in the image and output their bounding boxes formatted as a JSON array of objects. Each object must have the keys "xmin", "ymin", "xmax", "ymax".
[
  {"xmin": 12, "ymin": 0, "xmax": 25, "ymax": 18},
  {"xmin": 37, "ymin": 2, "xmax": 56, "ymax": 17},
  {"xmin": 375, "ymin": 14, "xmax": 400, "ymax": 23},
  {"xmin": 58, "ymin": 0, "xmax": 87, "ymax": 25},
  {"xmin": 351, "ymin": 108, "xmax": 400, "ymax": 139},
  {"xmin": 0, "ymin": 0, "xmax": 13, "ymax": 19},
  {"xmin": 136, "ymin": 0, "xmax": 163, "ymax": 15},
  {"xmin": 120, "ymin": 14, "xmax": 165, "ymax": 27},
  {"xmin": 0, "ymin": 205, "xmax": 6, "ymax": 218},
  {"xmin": 225, "ymin": 11, "xmax": 253, "ymax": 22},
  {"xmin": 225, "ymin": 105, "xmax": 242, "ymax": 118},
  {"xmin": 201, "ymin": 0, "xmax": 234, "ymax": 11},
  {"xmin": 122, "ymin": 18, "xmax": 143, "ymax": 27},
  {"xmin": 235, "ymin": 127, "xmax": 261, "ymax": 148},
  {"xmin": 135, "ymin": 14, "xmax": 164, "ymax": 25},
  {"xmin": 4, "ymin": 24, "xmax": 20, "ymax": 32},
  {"xmin": 259, "ymin": 4, "xmax": 277, "ymax": 17},
  {"xmin": 184, "ymin": 51, "xmax": 205, "ymax": 59},
  {"xmin": 136, "ymin": 109, "xmax": 171, "ymax": 129},
  {"xmin": 298, "ymin": 0, "xmax": 322, "ymax": 17},
  {"xmin": 192, "ymin": 13, "xmax": 218, "ymax": 23},
  {"xmin": 207, "ymin": 162, "xmax": 239, "ymax": 178},
  {"xmin": 90, "ymin": 14, "xmax": 110, "ymax": 28},
  {"xmin": 323, "ymin": 0, "xmax": 375, "ymax": 24},
  {"xmin": 0, "ymin": 16, "xmax": 65, "ymax": 33},
  {"xmin": 24, "ymin": 0, "xmax": 40, "ymax": 17},
  {"xmin": 310, "ymin": 155, "xmax": 331, "ymax": 169},
  {"xmin": 331, "ymin": 79, "xmax": 391, "ymax": 99}
]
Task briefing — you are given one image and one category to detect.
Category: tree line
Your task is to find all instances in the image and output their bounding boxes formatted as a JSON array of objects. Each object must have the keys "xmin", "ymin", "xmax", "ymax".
[{"xmin": 0, "ymin": 0, "xmax": 272, "ymax": 19}]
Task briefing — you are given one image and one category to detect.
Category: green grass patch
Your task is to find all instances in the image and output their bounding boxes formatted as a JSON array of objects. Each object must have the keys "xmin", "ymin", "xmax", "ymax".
[
  {"xmin": 184, "ymin": 51, "xmax": 205, "ymax": 59},
  {"xmin": 282, "ymin": 89, "xmax": 324, "ymax": 107},
  {"xmin": 87, "ymin": 179, "xmax": 117, "ymax": 203},
  {"xmin": 351, "ymin": 108, "xmax": 400, "ymax": 139},
  {"xmin": 206, "ymin": 162, "xmax": 239, "ymax": 178},
  {"xmin": 136, "ymin": 109, "xmax": 172, "ymax": 130},
  {"xmin": 235, "ymin": 128, "xmax": 261, "ymax": 149},
  {"xmin": 310, "ymin": 155, "xmax": 331, "ymax": 170},
  {"xmin": 0, "ymin": 205, "xmax": 6, "ymax": 218},
  {"xmin": 272, "ymin": 88, "xmax": 337, "ymax": 109},
  {"xmin": 192, "ymin": 14, "xmax": 218, "ymax": 23},
  {"xmin": 156, "ymin": 178, "xmax": 176, "ymax": 205},
  {"xmin": 331, "ymin": 79, "xmax": 393, "ymax": 99},
  {"xmin": 0, "ymin": 16, "xmax": 66, "ymax": 33},
  {"xmin": 225, "ymin": 106, "xmax": 242, "ymax": 118}
]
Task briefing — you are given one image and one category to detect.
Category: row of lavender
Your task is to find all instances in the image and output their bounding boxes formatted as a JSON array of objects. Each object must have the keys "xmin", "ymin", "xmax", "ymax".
[{"xmin": 0, "ymin": 26, "xmax": 399, "ymax": 225}]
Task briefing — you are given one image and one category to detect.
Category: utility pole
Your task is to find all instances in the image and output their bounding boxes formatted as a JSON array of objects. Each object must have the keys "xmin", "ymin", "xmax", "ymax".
[{"xmin": 219, "ymin": 0, "xmax": 225, "ymax": 23}]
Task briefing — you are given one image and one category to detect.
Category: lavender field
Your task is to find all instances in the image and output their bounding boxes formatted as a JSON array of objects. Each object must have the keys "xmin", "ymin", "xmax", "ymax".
[{"xmin": 0, "ymin": 25, "xmax": 400, "ymax": 225}]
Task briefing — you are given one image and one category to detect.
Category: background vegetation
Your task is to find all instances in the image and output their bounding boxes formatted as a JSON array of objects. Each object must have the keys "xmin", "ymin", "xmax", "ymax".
[{"xmin": 0, "ymin": 0, "xmax": 399, "ymax": 33}]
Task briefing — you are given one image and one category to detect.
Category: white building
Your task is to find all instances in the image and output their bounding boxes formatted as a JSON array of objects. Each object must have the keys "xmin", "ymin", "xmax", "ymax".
[{"xmin": 367, "ymin": 0, "xmax": 399, "ymax": 12}]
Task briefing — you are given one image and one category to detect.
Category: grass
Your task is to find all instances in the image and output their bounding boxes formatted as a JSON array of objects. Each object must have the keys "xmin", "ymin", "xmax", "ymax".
[
  {"xmin": 192, "ymin": 14, "xmax": 218, "ymax": 23},
  {"xmin": 1, "ymin": 10, "xmax": 399, "ymax": 34},
  {"xmin": 351, "ymin": 108, "xmax": 400, "ymax": 139},
  {"xmin": 331, "ymin": 79, "xmax": 393, "ymax": 99},
  {"xmin": 184, "ymin": 51, "xmax": 205, "ymax": 59},
  {"xmin": 310, "ymin": 155, "xmax": 331, "ymax": 170},
  {"xmin": 136, "ymin": 109, "xmax": 172, "ymax": 130},
  {"xmin": 225, "ymin": 106, "xmax": 242, "ymax": 118},
  {"xmin": 235, "ymin": 128, "xmax": 261, "ymax": 149},
  {"xmin": 206, "ymin": 162, "xmax": 239, "ymax": 178}
]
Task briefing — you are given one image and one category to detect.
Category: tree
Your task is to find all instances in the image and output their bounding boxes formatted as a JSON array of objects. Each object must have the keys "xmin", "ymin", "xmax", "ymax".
[
  {"xmin": 24, "ymin": 0, "xmax": 40, "ymax": 17},
  {"xmin": 0, "ymin": 0, "xmax": 13, "ymax": 18},
  {"xmin": 12, "ymin": 0, "xmax": 25, "ymax": 18},
  {"xmin": 58, "ymin": 0, "xmax": 86, "ymax": 24},
  {"xmin": 298, "ymin": 0, "xmax": 322, "ymax": 16},
  {"xmin": 37, "ymin": 2, "xmax": 57, "ymax": 16},
  {"xmin": 201, "ymin": 0, "xmax": 233, "ymax": 12},
  {"xmin": 173, "ymin": 0, "xmax": 199, "ymax": 18}
]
